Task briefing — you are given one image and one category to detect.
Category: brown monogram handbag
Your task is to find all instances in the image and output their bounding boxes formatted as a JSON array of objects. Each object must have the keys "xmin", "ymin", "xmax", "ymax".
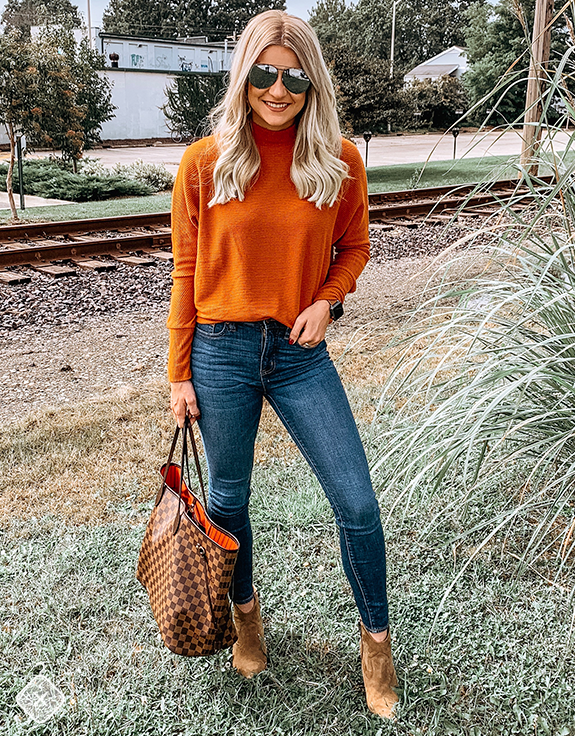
[{"xmin": 136, "ymin": 417, "xmax": 239, "ymax": 656}]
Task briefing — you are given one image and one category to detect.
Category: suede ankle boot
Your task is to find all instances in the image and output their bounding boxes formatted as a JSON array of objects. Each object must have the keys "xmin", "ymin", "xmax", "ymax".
[
  {"xmin": 359, "ymin": 621, "xmax": 399, "ymax": 719},
  {"xmin": 232, "ymin": 590, "xmax": 267, "ymax": 678}
]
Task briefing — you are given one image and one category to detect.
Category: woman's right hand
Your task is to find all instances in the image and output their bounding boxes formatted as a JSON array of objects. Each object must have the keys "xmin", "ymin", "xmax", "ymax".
[{"xmin": 170, "ymin": 380, "xmax": 200, "ymax": 428}]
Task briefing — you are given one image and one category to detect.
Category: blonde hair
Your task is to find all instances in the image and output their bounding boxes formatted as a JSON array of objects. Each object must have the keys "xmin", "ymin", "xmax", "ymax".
[{"xmin": 208, "ymin": 10, "xmax": 349, "ymax": 209}]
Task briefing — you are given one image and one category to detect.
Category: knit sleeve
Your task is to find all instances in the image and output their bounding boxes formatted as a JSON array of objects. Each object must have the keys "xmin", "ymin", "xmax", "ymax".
[
  {"xmin": 166, "ymin": 146, "xmax": 201, "ymax": 382},
  {"xmin": 314, "ymin": 140, "xmax": 370, "ymax": 304}
]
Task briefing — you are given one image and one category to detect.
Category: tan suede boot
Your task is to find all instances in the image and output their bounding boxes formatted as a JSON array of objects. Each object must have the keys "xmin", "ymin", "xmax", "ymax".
[
  {"xmin": 359, "ymin": 621, "xmax": 399, "ymax": 719},
  {"xmin": 232, "ymin": 590, "xmax": 267, "ymax": 678}
]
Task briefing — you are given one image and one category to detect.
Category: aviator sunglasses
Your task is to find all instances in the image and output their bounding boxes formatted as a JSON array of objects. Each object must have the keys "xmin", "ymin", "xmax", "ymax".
[{"xmin": 248, "ymin": 63, "xmax": 311, "ymax": 95}]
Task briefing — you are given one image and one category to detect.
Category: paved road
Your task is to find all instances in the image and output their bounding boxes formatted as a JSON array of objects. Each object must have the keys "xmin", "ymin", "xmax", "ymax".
[
  {"xmin": 1, "ymin": 129, "xmax": 569, "ymax": 210},
  {"xmin": 61, "ymin": 130, "xmax": 571, "ymax": 170}
]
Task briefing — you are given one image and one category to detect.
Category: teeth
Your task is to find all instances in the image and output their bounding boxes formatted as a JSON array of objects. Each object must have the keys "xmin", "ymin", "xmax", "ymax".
[{"xmin": 265, "ymin": 102, "xmax": 288, "ymax": 109}]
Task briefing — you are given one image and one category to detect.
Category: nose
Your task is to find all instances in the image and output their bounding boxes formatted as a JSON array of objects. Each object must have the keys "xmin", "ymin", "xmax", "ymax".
[{"xmin": 268, "ymin": 71, "xmax": 288, "ymax": 98}]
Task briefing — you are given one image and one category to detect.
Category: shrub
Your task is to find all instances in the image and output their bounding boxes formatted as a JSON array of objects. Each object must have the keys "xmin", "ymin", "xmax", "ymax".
[
  {"xmin": 0, "ymin": 159, "xmax": 152, "ymax": 201},
  {"xmin": 370, "ymin": 46, "xmax": 575, "ymax": 589},
  {"xmin": 162, "ymin": 72, "xmax": 226, "ymax": 137},
  {"xmin": 77, "ymin": 158, "xmax": 174, "ymax": 192},
  {"xmin": 111, "ymin": 160, "xmax": 174, "ymax": 192}
]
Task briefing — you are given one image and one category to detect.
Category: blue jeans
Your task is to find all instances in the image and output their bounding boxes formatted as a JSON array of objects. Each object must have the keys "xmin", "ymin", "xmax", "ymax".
[{"xmin": 191, "ymin": 319, "xmax": 389, "ymax": 633}]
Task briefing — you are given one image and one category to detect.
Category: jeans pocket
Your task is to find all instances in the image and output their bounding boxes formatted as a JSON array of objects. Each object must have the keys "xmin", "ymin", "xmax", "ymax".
[{"xmin": 195, "ymin": 322, "xmax": 229, "ymax": 338}]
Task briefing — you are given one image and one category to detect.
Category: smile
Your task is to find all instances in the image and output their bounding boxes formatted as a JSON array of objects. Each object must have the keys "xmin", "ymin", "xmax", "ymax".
[{"xmin": 263, "ymin": 101, "xmax": 289, "ymax": 110}]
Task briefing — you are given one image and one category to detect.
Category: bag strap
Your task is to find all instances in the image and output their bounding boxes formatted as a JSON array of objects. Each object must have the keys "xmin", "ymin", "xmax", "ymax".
[
  {"xmin": 185, "ymin": 417, "xmax": 208, "ymax": 508},
  {"xmin": 155, "ymin": 417, "xmax": 209, "ymax": 532},
  {"xmin": 155, "ymin": 425, "xmax": 180, "ymax": 507}
]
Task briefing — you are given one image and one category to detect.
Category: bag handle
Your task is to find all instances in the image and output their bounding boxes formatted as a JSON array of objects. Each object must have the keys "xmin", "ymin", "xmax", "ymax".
[{"xmin": 155, "ymin": 416, "xmax": 208, "ymax": 513}]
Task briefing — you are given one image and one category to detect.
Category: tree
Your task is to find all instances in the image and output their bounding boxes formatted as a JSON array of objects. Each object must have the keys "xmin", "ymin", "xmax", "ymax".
[
  {"xmin": 162, "ymin": 72, "xmax": 226, "ymax": 136},
  {"xmin": 2, "ymin": 0, "xmax": 115, "ymax": 148},
  {"xmin": 408, "ymin": 75, "xmax": 468, "ymax": 128},
  {"xmin": 462, "ymin": 0, "xmax": 568, "ymax": 125},
  {"xmin": 102, "ymin": 0, "xmax": 285, "ymax": 41},
  {"xmin": 311, "ymin": 0, "xmax": 479, "ymax": 73},
  {"xmin": 0, "ymin": 29, "xmax": 84, "ymax": 218},
  {"xmin": 323, "ymin": 40, "xmax": 414, "ymax": 133},
  {"xmin": 1, "ymin": 0, "xmax": 81, "ymax": 37},
  {"xmin": 102, "ymin": 0, "xmax": 185, "ymax": 39},
  {"xmin": 207, "ymin": 0, "xmax": 285, "ymax": 41},
  {"xmin": 60, "ymin": 34, "xmax": 116, "ymax": 148}
]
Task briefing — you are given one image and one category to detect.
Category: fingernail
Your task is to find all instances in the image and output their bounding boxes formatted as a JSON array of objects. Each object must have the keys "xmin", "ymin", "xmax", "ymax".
[{"xmin": 289, "ymin": 339, "xmax": 294, "ymax": 345}]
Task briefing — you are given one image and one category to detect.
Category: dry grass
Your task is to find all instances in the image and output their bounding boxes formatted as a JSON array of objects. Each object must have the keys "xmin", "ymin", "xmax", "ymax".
[
  {"xmin": 0, "ymin": 326, "xmax": 442, "ymax": 533},
  {"xmin": 0, "ymin": 354, "xmax": 397, "ymax": 531}
]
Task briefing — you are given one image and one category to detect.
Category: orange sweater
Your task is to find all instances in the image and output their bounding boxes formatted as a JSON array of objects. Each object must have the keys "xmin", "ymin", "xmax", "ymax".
[{"xmin": 167, "ymin": 122, "xmax": 370, "ymax": 382}]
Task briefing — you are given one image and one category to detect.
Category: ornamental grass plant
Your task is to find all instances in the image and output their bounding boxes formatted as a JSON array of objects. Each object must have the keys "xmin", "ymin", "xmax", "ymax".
[{"xmin": 370, "ymin": 45, "xmax": 575, "ymax": 615}]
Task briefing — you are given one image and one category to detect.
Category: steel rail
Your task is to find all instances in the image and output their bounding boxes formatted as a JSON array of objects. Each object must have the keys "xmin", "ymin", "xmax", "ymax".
[
  {"xmin": 0, "ymin": 212, "xmax": 171, "ymax": 242},
  {"xmin": 368, "ymin": 176, "xmax": 553, "ymax": 207},
  {"xmin": 0, "ymin": 233, "xmax": 171, "ymax": 268},
  {"xmin": 0, "ymin": 177, "xmax": 556, "ymax": 270}
]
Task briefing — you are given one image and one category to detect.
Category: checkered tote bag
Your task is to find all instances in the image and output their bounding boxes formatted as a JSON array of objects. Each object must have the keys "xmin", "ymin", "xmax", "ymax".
[{"xmin": 136, "ymin": 417, "xmax": 239, "ymax": 656}]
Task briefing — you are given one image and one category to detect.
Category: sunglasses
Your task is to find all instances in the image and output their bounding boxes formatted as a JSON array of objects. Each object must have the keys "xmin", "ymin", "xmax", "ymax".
[{"xmin": 248, "ymin": 64, "xmax": 311, "ymax": 95}]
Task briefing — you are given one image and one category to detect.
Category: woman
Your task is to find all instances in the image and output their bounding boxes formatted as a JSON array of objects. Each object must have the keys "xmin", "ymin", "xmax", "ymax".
[{"xmin": 168, "ymin": 10, "xmax": 399, "ymax": 719}]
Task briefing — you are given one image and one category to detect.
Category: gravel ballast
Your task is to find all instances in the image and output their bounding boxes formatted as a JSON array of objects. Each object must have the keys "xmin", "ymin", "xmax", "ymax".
[{"xmin": 0, "ymin": 223, "xmax": 493, "ymax": 422}]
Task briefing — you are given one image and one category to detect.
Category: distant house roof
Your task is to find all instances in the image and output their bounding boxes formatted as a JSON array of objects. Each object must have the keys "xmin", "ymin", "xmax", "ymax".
[
  {"xmin": 404, "ymin": 63, "xmax": 459, "ymax": 80},
  {"xmin": 404, "ymin": 46, "xmax": 468, "ymax": 83}
]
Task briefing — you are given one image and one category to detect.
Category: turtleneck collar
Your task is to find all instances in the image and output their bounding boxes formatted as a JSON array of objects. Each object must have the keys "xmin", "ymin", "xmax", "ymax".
[{"xmin": 251, "ymin": 121, "xmax": 297, "ymax": 147}]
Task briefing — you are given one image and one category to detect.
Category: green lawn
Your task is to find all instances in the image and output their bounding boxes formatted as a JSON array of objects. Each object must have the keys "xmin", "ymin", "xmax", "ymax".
[
  {"xmin": 0, "ymin": 152, "xmax": 569, "ymax": 224},
  {"xmin": 0, "ymin": 375, "xmax": 573, "ymax": 735},
  {"xmin": 0, "ymin": 193, "xmax": 172, "ymax": 225},
  {"xmin": 366, "ymin": 155, "xmax": 519, "ymax": 193}
]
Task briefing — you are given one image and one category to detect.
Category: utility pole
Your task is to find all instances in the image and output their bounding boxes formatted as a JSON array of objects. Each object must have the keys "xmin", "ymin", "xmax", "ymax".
[
  {"xmin": 86, "ymin": 0, "xmax": 92, "ymax": 49},
  {"xmin": 388, "ymin": 0, "xmax": 400, "ymax": 133},
  {"xmin": 520, "ymin": 0, "xmax": 554, "ymax": 176}
]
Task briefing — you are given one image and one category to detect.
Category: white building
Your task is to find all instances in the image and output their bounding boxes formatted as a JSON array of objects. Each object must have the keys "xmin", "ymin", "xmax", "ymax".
[
  {"xmin": 97, "ymin": 31, "xmax": 234, "ymax": 74},
  {"xmin": 95, "ymin": 31, "xmax": 235, "ymax": 141},
  {"xmin": 404, "ymin": 46, "xmax": 468, "ymax": 83}
]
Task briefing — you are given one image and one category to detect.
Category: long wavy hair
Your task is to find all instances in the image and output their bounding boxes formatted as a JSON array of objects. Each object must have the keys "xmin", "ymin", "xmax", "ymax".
[{"xmin": 208, "ymin": 10, "xmax": 349, "ymax": 209}]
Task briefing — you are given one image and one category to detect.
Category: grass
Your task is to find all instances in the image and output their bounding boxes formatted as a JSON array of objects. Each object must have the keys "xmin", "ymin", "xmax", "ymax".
[
  {"xmin": 0, "ymin": 193, "xmax": 172, "ymax": 225},
  {"xmin": 366, "ymin": 155, "xmax": 520, "ymax": 194},
  {"xmin": 0, "ymin": 155, "xmax": 544, "ymax": 224},
  {"xmin": 365, "ymin": 152, "xmax": 575, "ymax": 193},
  {"xmin": 1, "ymin": 356, "xmax": 573, "ymax": 735}
]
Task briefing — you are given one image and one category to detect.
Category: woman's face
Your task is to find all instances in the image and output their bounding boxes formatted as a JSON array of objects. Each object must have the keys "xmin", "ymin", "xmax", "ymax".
[{"xmin": 247, "ymin": 45, "xmax": 307, "ymax": 131}]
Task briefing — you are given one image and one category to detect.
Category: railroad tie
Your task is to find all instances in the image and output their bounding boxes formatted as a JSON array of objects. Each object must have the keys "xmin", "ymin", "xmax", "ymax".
[
  {"xmin": 0, "ymin": 271, "xmax": 31, "ymax": 285},
  {"xmin": 71, "ymin": 258, "xmax": 116, "ymax": 272},
  {"xmin": 30, "ymin": 264, "xmax": 77, "ymax": 277},
  {"xmin": 111, "ymin": 254, "xmax": 155, "ymax": 266}
]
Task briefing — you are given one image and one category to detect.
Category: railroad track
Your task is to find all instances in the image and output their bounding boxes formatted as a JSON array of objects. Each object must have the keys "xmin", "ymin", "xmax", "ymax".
[
  {"xmin": 368, "ymin": 176, "xmax": 555, "ymax": 222},
  {"xmin": 0, "ymin": 177, "xmax": 555, "ymax": 283},
  {"xmin": 0, "ymin": 213, "xmax": 172, "ymax": 283}
]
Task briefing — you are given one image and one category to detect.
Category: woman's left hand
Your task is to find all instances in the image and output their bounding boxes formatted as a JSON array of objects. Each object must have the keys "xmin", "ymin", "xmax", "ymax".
[{"xmin": 289, "ymin": 300, "xmax": 331, "ymax": 348}]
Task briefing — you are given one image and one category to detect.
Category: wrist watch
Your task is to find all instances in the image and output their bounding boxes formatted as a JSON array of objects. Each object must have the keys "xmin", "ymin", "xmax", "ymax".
[{"xmin": 328, "ymin": 300, "xmax": 344, "ymax": 321}]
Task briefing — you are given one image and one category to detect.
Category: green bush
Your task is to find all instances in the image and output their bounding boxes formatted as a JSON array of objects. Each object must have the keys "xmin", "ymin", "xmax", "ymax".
[
  {"xmin": 0, "ymin": 159, "xmax": 152, "ymax": 201},
  {"xmin": 77, "ymin": 158, "xmax": 174, "ymax": 193},
  {"xmin": 112, "ymin": 160, "xmax": 174, "ymax": 192}
]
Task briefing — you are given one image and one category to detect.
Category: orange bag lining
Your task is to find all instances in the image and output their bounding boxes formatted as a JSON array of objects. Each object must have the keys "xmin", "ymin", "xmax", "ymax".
[{"xmin": 162, "ymin": 465, "xmax": 239, "ymax": 551}]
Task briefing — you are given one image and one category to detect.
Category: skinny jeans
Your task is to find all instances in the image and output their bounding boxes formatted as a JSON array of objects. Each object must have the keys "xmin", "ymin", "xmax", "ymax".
[{"xmin": 191, "ymin": 319, "xmax": 389, "ymax": 633}]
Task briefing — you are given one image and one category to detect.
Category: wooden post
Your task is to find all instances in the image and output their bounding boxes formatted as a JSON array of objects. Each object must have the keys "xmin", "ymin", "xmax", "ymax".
[{"xmin": 520, "ymin": 0, "xmax": 555, "ymax": 176}]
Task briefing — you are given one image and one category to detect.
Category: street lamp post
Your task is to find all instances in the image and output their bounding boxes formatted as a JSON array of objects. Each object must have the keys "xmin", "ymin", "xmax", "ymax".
[
  {"xmin": 363, "ymin": 131, "xmax": 372, "ymax": 167},
  {"xmin": 16, "ymin": 134, "xmax": 25, "ymax": 210},
  {"xmin": 451, "ymin": 127, "xmax": 460, "ymax": 159},
  {"xmin": 86, "ymin": 0, "xmax": 92, "ymax": 49},
  {"xmin": 452, "ymin": 109, "xmax": 464, "ymax": 159}
]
